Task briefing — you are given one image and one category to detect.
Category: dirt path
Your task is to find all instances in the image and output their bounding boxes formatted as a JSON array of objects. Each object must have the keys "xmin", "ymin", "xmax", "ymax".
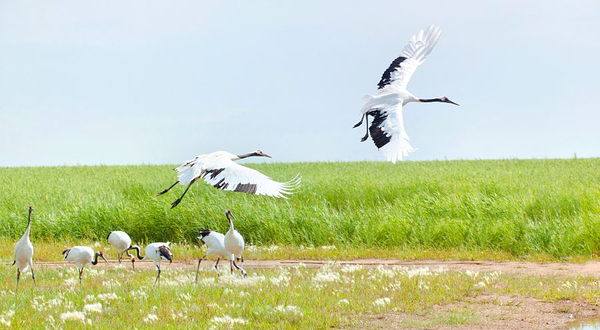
[{"xmin": 33, "ymin": 259, "xmax": 600, "ymax": 277}]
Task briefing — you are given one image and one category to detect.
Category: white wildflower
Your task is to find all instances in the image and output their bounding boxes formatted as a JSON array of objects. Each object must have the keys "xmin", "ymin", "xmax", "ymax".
[
  {"xmin": 60, "ymin": 311, "xmax": 86, "ymax": 323},
  {"xmin": 62, "ymin": 278, "xmax": 79, "ymax": 287},
  {"xmin": 0, "ymin": 310, "xmax": 14, "ymax": 327},
  {"xmin": 143, "ymin": 314, "xmax": 158, "ymax": 323},
  {"xmin": 218, "ymin": 274, "xmax": 265, "ymax": 287},
  {"xmin": 210, "ymin": 315, "xmax": 247, "ymax": 327},
  {"xmin": 84, "ymin": 303, "xmax": 103, "ymax": 314},
  {"xmin": 270, "ymin": 269, "xmax": 291, "ymax": 286},
  {"xmin": 129, "ymin": 289, "xmax": 149, "ymax": 300},
  {"xmin": 338, "ymin": 299, "xmax": 350, "ymax": 306},
  {"xmin": 313, "ymin": 271, "xmax": 339, "ymax": 283},
  {"xmin": 341, "ymin": 265, "xmax": 364, "ymax": 273},
  {"xmin": 272, "ymin": 305, "xmax": 303, "ymax": 316},
  {"xmin": 373, "ymin": 297, "xmax": 391, "ymax": 307},
  {"xmin": 96, "ymin": 293, "xmax": 118, "ymax": 303},
  {"xmin": 102, "ymin": 279, "xmax": 121, "ymax": 287}
]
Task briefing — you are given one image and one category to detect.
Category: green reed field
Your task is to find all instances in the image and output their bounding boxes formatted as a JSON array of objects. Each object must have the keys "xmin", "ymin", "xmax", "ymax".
[{"xmin": 0, "ymin": 159, "xmax": 598, "ymax": 258}]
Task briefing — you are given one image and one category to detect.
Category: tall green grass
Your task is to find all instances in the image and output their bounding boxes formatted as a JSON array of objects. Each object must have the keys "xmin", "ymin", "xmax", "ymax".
[{"xmin": 0, "ymin": 159, "xmax": 598, "ymax": 257}]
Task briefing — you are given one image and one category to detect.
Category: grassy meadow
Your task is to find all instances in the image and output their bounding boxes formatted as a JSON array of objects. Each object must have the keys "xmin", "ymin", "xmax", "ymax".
[
  {"xmin": 0, "ymin": 263, "xmax": 598, "ymax": 329},
  {"xmin": 0, "ymin": 159, "xmax": 598, "ymax": 259}
]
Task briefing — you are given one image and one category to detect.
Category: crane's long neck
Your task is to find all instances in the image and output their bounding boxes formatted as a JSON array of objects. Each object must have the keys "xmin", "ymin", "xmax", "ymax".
[
  {"xmin": 226, "ymin": 212, "xmax": 235, "ymax": 231},
  {"xmin": 92, "ymin": 253, "xmax": 101, "ymax": 265},
  {"xmin": 418, "ymin": 98, "xmax": 444, "ymax": 103},
  {"xmin": 235, "ymin": 152, "xmax": 256, "ymax": 160},
  {"xmin": 24, "ymin": 208, "xmax": 33, "ymax": 238},
  {"xmin": 129, "ymin": 245, "xmax": 145, "ymax": 259}
]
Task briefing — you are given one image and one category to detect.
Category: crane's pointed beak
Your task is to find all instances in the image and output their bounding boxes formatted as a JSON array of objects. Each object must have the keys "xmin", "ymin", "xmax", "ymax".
[
  {"xmin": 449, "ymin": 100, "xmax": 459, "ymax": 106},
  {"xmin": 101, "ymin": 255, "xmax": 108, "ymax": 263},
  {"xmin": 263, "ymin": 153, "xmax": 272, "ymax": 158}
]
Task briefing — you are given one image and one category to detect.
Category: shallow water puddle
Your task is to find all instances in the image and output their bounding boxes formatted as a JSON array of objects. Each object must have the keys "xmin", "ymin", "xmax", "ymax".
[{"xmin": 567, "ymin": 319, "xmax": 600, "ymax": 330}]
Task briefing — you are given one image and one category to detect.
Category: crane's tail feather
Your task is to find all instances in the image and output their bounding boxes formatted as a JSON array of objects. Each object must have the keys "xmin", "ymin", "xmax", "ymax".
[{"xmin": 379, "ymin": 136, "xmax": 417, "ymax": 164}]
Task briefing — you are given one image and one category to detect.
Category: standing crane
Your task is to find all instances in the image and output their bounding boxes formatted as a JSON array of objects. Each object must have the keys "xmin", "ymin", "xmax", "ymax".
[
  {"xmin": 62, "ymin": 246, "xmax": 107, "ymax": 285},
  {"xmin": 157, "ymin": 150, "xmax": 301, "ymax": 208},
  {"xmin": 195, "ymin": 229, "xmax": 233, "ymax": 282},
  {"xmin": 354, "ymin": 25, "xmax": 459, "ymax": 163},
  {"xmin": 142, "ymin": 242, "xmax": 173, "ymax": 285},
  {"xmin": 107, "ymin": 231, "xmax": 136, "ymax": 269},
  {"xmin": 224, "ymin": 210, "xmax": 246, "ymax": 276},
  {"xmin": 13, "ymin": 206, "xmax": 36, "ymax": 291}
]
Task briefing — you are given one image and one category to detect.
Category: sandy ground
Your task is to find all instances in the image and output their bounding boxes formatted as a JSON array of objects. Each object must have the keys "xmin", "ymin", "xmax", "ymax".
[{"xmin": 32, "ymin": 259, "xmax": 600, "ymax": 329}]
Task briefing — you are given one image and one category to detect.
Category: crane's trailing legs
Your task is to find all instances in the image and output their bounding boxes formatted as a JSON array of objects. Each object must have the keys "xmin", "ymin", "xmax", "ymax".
[
  {"xmin": 171, "ymin": 177, "xmax": 199, "ymax": 209},
  {"xmin": 157, "ymin": 181, "xmax": 179, "ymax": 196},
  {"xmin": 353, "ymin": 113, "xmax": 370, "ymax": 142}
]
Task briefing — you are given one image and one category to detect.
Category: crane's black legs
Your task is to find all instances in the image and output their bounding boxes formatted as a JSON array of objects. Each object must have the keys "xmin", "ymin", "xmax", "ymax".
[
  {"xmin": 214, "ymin": 258, "xmax": 220, "ymax": 271},
  {"xmin": 231, "ymin": 260, "xmax": 247, "ymax": 277},
  {"xmin": 31, "ymin": 267, "xmax": 36, "ymax": 287},
  {"xmin": 125, "ymin": 250, "xmax": 135, "ymax": 270},
  {"xmin": 360, "ymin": 114, "xmax": 370, "ymax": 142},
  {"xmin": 79, "ymin": 268, "xmax": 84, "ymax": 285},
  {"xmin": 157, "ymin": 181, "xmax": 179, "ymax": 196},
  {"xmin": 195, "ymin": 255, "xmax": 206, "ymax": 283},
  {"xmin": 353, "ymin": 113, "xmax": 370, "ymax": 142},
  {"xmin": 118, "ymin": 252, "xmax": 122, "ymax": 264},
  {"xmin": 154, "ymin": 265, "xmax": 161, "ymax": 286},
  {"xmin": 353, "ymin": 114, "xmax": 365, "ymax": 128},
  {"xmin": 171, "ymin": 178, "xmax": 198, "ymax": 209},
  {"xmin": 16, "ymin": 269, "xmax": 20, "ymax": 292}
]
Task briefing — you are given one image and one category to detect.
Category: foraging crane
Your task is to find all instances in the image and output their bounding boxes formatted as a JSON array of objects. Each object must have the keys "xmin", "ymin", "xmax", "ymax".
[
  {"xmin": 142, "ymin": 242, "xmax": 173, "ymax": 285},
  {"xmin": 13, "ymin": 206, "xmax": 36, "ymax": 291},
  {"xmin": 107, "ymin": 231, "xmax": 136, "ymax": 269},
  {"xmin": 62, "ymin": 246, "xmax": 107, "ymax": 285},
  {"xmin": 195, "ymin": 229, "xmax": 234, "ymax": 282},
  {"xmin": 354, "ymin": 25, "xmax": 459, "ymax": 163},
  {"xmin": 157, "ymin": 150, "xmax": 301, "ymax": 208},
  {"xmin": 224, "ymin": 210, "xmax": 246, "ymax": 276}
]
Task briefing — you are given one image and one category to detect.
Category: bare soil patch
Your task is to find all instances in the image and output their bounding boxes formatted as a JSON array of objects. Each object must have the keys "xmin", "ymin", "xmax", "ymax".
[{"xmin": 363, "ymin": 294, "xmax": 599, "ymax": 330}]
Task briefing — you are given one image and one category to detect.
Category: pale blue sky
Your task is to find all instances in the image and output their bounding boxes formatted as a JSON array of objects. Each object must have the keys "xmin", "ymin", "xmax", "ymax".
[{"xmin": 1, "ymin": 1, "xmax": 599, "ymax": 166}]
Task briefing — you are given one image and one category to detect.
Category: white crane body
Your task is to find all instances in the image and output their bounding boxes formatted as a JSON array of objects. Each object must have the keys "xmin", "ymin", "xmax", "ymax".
[
  {"xmin": 63, "ymin": 246, "xmax": 107, "ymax": 284},
  {"xmin": 13, "ymin": 206, "xmax": 36, "ymax": 290},
  {"xmin": 195, "ymin": 229, "xmax": 234, "ymax": 281},
  {"xmin": 158, "ymin": 150, "xmax": 300, "ymax": 208},
  {"xmin": 224, "ymin": 210, "xmax": 247, "ymax": 276},
  {"xmin": 355, "ymin": 25, "xmax": 459, "ymax": 163},
  {"xmin": 143, "ymin": 242, "xmax": 173, "ymax": 285}
]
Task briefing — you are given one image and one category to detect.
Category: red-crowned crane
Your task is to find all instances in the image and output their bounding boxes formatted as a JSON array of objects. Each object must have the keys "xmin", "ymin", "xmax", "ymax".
[
  {"xmin": 195, "ymin": 229, "xmax": 234, "ymax": 282},
  {"xmin": 224, "ymin": 210, "xmax": 246, "ymax": 276},
  {"xmin": 141, "ymin": 242, "xmax": 173, "ymax": 286},
  {"xmin": 13, "ymin": 206, "xmax": 36, "ymax": 291},
  {"xmin": 157, "ymin": 150, "xmax": 301, "ymax": 208},
  {"xmin": 106, "ymin": 231, "xmax": 136, "ymax": 269},
  {"xmin": 62, "ymin": 246, "xmax": 108, "ymax": 285},
  {"xmin": 354, "ymin": 25, "xmax": 459, "ymax": 163}
]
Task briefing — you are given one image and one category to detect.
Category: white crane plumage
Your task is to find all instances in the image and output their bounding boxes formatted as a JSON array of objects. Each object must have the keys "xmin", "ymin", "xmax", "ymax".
[
  {"xmin": 224, "ymin": 210, "xmax": 246, "ymax": 276},
  {"xmin": 157, "ymin": 150, "xmax": 301, "ymax": 208},
  {"xmin": 13, "ymin": 206, "xmax": 36, "ymax": 291},
  {"xmin": 62, "ymin": 246, "xmax": 107, "ymax": 285},
  {"xmin": 142, "ymin": 242, "xmax": 173, "ymax": 285},
  {"xmin": 195, "ymin": 229, "xmax": 234, "ymax": 282},
  {"xmin": 107, "ymin": 231, "xmax": 136, "ymax": 269},
  {"xmin": 354, "ymin": 25, "xmax": 459, "ymax": 163}
]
